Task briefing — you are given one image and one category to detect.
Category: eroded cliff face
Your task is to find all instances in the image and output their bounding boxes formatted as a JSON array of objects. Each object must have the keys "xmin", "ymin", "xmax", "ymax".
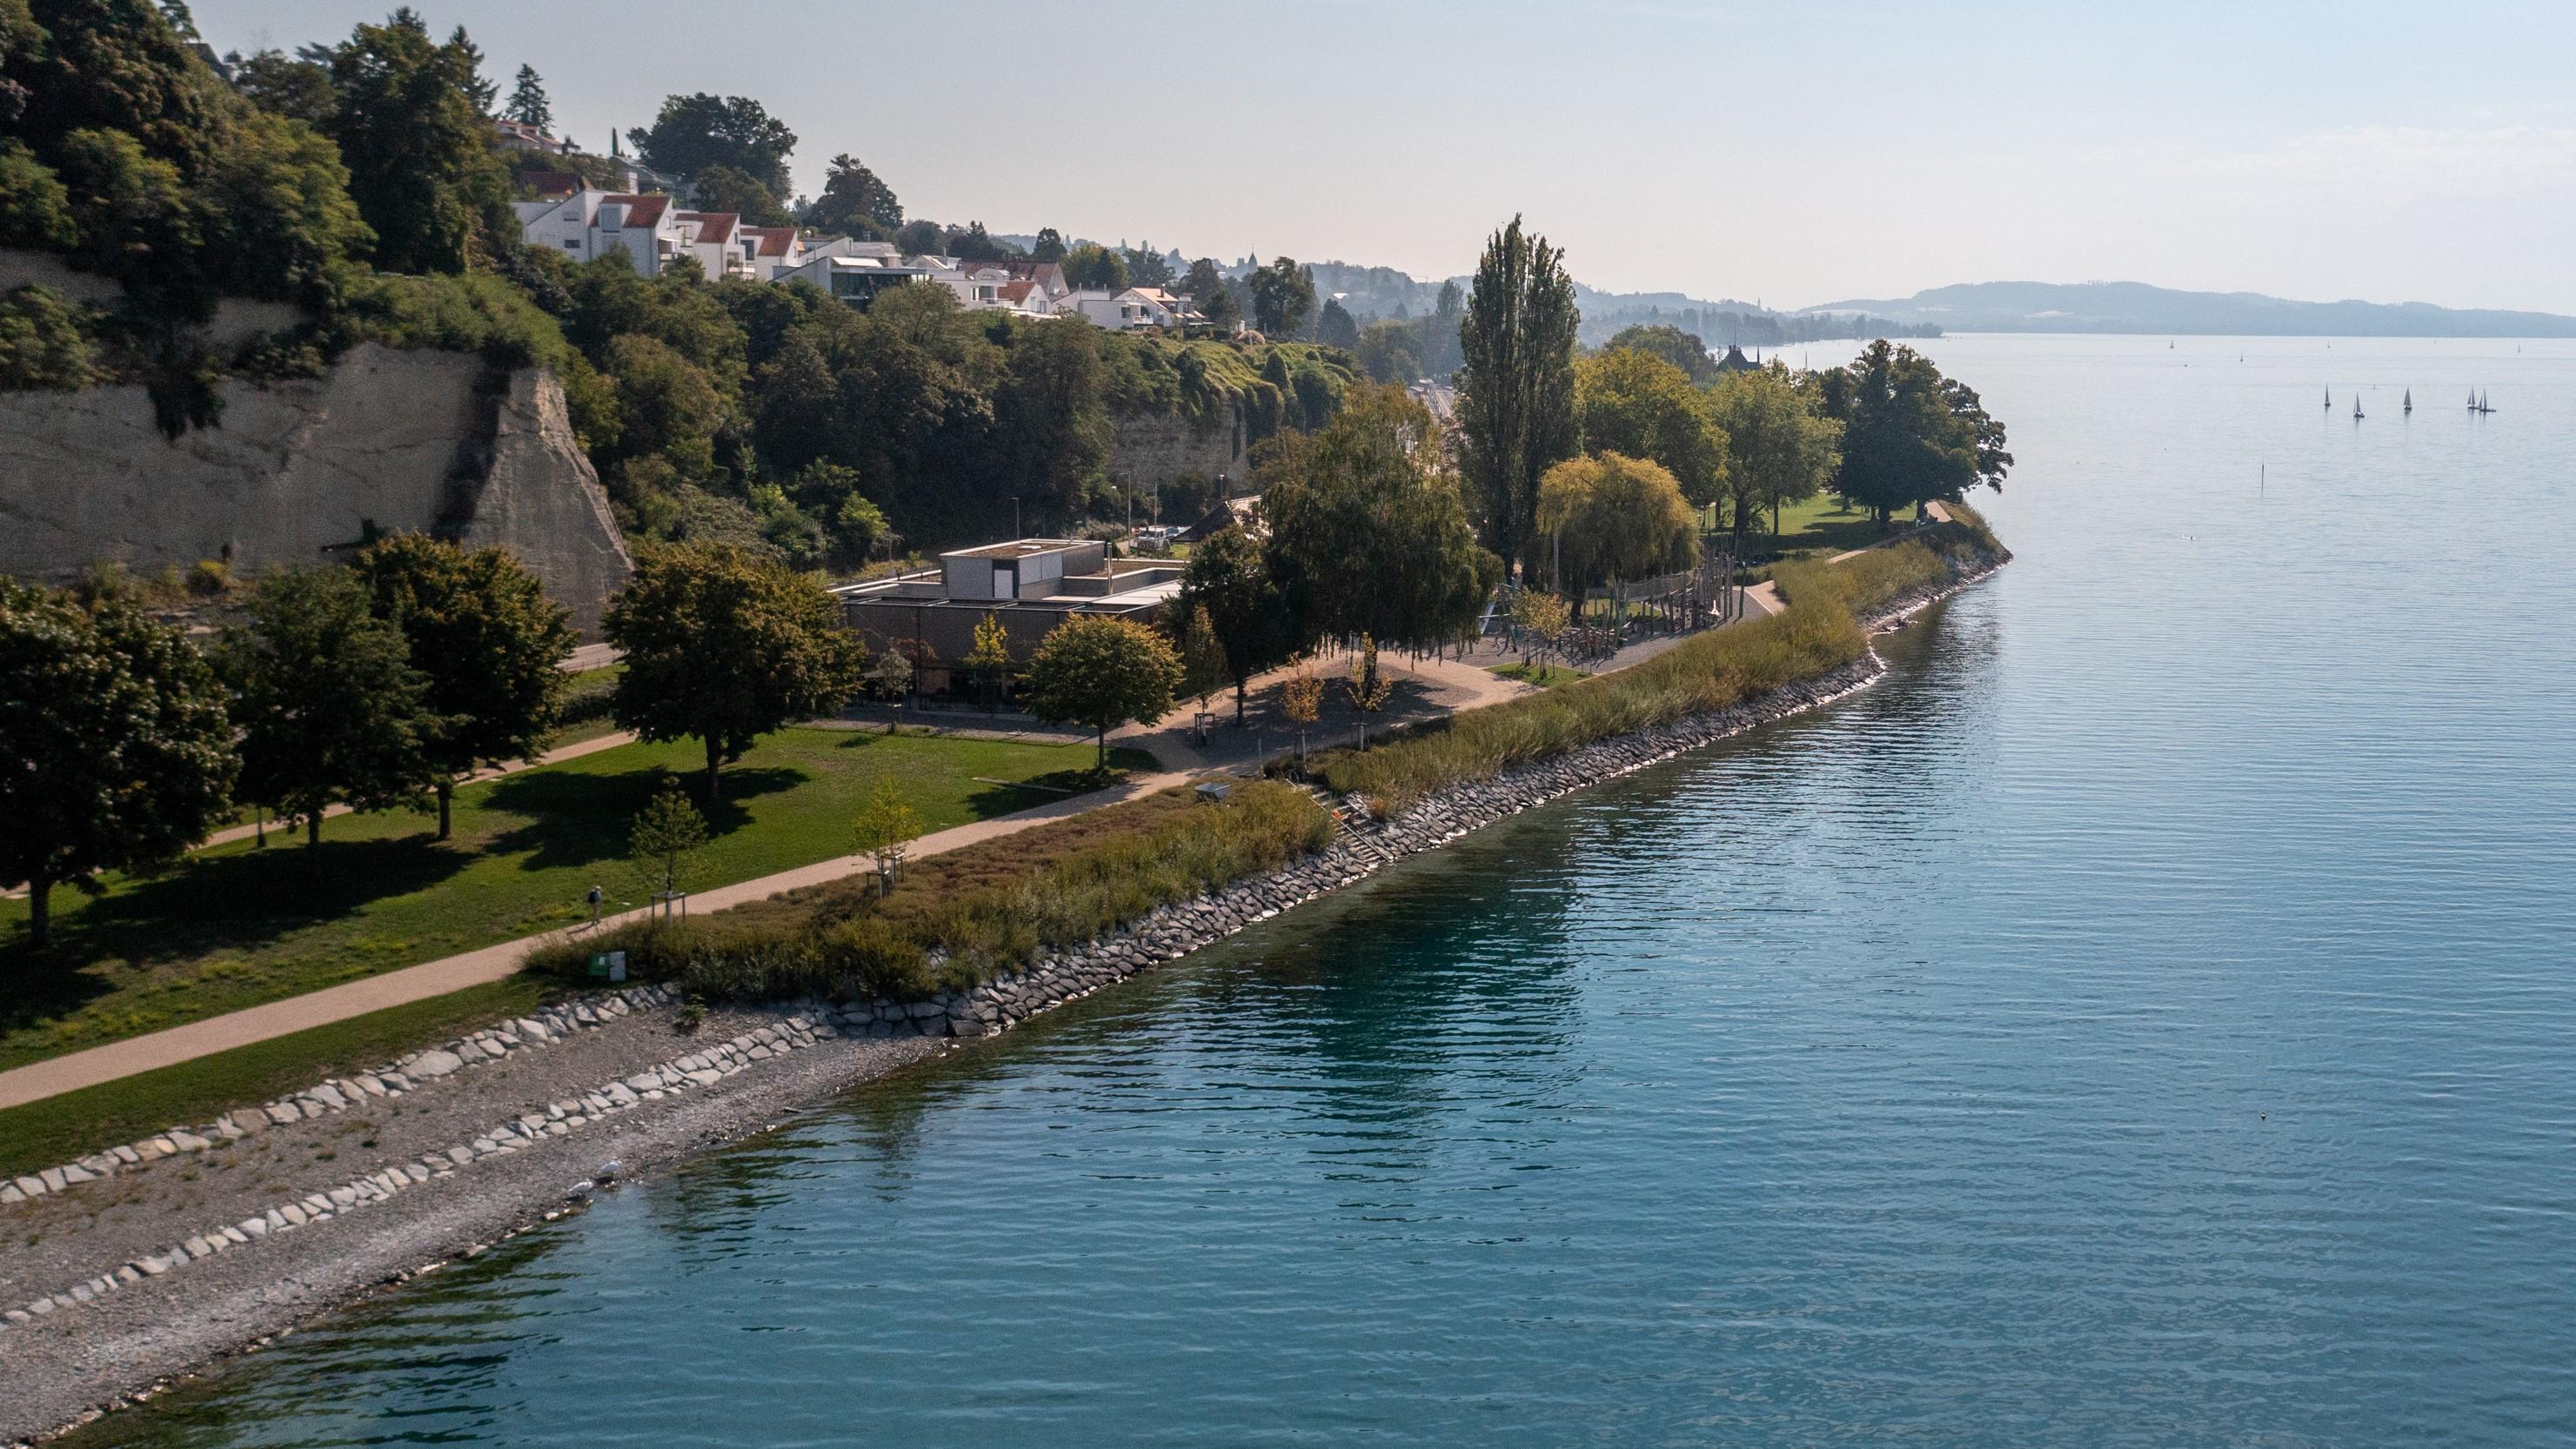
[
  {"xmin": 0, "ymin": 344, "xmax": 630, "ymax": 635},
  {"xmin": 1106, "ymin": 410, "xmax": 1245, "ymax": 496}
]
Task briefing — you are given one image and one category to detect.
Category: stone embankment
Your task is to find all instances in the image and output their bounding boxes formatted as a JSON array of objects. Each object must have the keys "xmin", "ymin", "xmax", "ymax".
[{"xmin": 0, "ymin": 548, "xmax": 1999, "ymax": 1442}]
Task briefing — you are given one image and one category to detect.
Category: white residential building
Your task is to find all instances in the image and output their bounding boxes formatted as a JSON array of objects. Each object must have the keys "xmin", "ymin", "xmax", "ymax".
[
  {"xmin": 770, "ymin": 248, "xmax": 931, "ymax": 308},
  {"xmin": 1063, "ymin": 286, "xmax": 1186, "ymax": 331},
  {"xmin": 670, "ymin": 210, "xmax": 739, "ymax": 279},
  {"xmin": 512, "ymin": 190, "xmax": 686, "ymax": 274},
  {"xmin": 733, "ymin": 225, "xmax": 805, "ymax": 281}
]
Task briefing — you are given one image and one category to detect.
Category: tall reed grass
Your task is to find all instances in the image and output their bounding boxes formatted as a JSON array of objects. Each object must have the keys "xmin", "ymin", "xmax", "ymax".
[
  {"xmin": 1317, "ymin": 517, "xmax": 2000, "ymax": 812},
  {"xmin": 525, "ymin": 780, "xmax": 1331, "ymax": 1005}
]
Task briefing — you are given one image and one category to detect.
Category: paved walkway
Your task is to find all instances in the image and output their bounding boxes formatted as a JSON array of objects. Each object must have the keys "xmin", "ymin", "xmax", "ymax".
[{"xmin": 0, "ymin": 769, "xmax": 1188, "ymax": 1111}]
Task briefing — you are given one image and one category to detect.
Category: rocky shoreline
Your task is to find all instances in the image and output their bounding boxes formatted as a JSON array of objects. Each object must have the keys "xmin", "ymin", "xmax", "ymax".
[{"xmin": 1, "ymin": 548, "xmax": 1999, "ymax": 1445}]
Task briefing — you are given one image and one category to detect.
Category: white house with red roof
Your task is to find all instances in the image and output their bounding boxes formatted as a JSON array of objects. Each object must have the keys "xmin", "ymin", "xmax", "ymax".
[
  {"xmin": 512, "ymin": 189, "xmax": 688, "ymax": 275},
  {"xmin": 733, "ymin": 225, "xmax": 806, "ymax": 280},
  {"xmin": 671, "ymin": 210, "xmax": 739, "ymax": 279}
]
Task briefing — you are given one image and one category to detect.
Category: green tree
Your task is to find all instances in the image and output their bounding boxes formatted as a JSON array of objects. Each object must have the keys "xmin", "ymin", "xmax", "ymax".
[
  {"xmin": 850, "ymin": 773, "xmax": 920, "ymax": 897},
  {"xmin": 1176, "ymin": 523, "xmax": 1285, "ymax": 724},
  {"xmin": 1063, "ymin": 242, "xmax": 1128, "ymax": 291},
  {"xmin": 1576, "ymin": 344, "xmax": 1727, "ymax": 506},
  {"xmin": 1457, "ymin": 214, "xmax": 1581, "ymax": 578},
  {"xmin": 1706, "ymin": 362, "xmax": 1841, "ymax": 541},
  {"xmin": 628, "ymin": 779, "xmax": 707, "ymax": 903},
  {"xmin": 995, "ymin": 317, "xmax": 1110, "ymax": 524},
  {"xmin": 604, "ymin": 542, "xmax": 869, "ymax": 802},
  {"xmin": 806, "ymin": 151, "xmax": 900, "ymax": 237},
  {"xmin": 503, "ymin": 63, "xmax": 548, "ymax": 130},
  {"xmin": 1317, "ymin": 297, "xmax": 1359, "ymax": 351},
  {"xmin": 0, "ymin": 283, "xmax": 101, "ymax": 388},
  {"xmin": 1354, "ymin": 318, "xmax": 1420, "ymax": 383},
  {"xmin": 1815, "ymin": 340, "xmax": 2011, "ymax": 525},
  {"xmin": 216, "ymin": 565, "xmax": 438, "ymax": 851},
  {"xmin": 1199, "ymin": 278, "xmax": 1240, "ymax": 330},
  {"xmin": 1260, "ymin": 385, "xmax": 1500, "ymax": 697},
  {"xmin": 1177, "ymin": 257, "xmax": 1224, "ymax": 302},
  {"xmin": 445, "ymin": 25, "xmax": 495, "ymax": 114},
  {"xmin": 0, "ymin": 140, "xmax": 77, "ymax": 249},
  {"xmin": 1536, "ymin": 452, "xmax": 1698, "ymax": 598},
  {"xmin": 229, "ymin": 48, "xmax": 338, "ymax": 124},
  {"xmin": 354, "ymin": 534, "xmax": 575, "ymax": 839},
  {"xmin": 1174, "ymin": 603, "xmax": 1226, "ymax": 711},
  {"xmin": 0, "ymin": 578, "xmax": 235, "ymax": 947},
  {"xmin": 1124, "ymin": 242, "xmax": 1173, "ymax": 286},
  {"xmin": 627, "ymin": 92, "xmax": 795, "ymax": 195},
  {"xmin": 1248, "ymin": 255, "xmax": 1315, "ymax": 336},
  {"xmin": 1603, "ymin": 323, "xmax": 1715, "ymax": 384},
  {"xmin": 966, "ymin": 610, "xmax": 1012, "ymax": 712},
  {"xmin": 1021, "ymin": 614, "xmax": 1181, "ymax": 769},
  {"xmin": 688, "ymin": 162, "xmax": 789, "ymax": 227},
  {"xmin": 325, "ymin": 16, "xmax": 510, "ymax": 274},
  {"xmin": 1029, "ymin": 226, "xmax": 1066, "ymax": 262}
]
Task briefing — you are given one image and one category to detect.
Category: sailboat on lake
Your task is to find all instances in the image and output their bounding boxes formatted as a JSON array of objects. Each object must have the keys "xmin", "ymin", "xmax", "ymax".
[
  {"xmin": 2352, "ymin": 393, "xmax": 2365, "ymax": 420},
  {"xmin": 2325, "ymin": 387, "xmax": 2333, "ymax": 411},
  {"xmin": 2403, "ymin": 389, "xmax": 2412, "ymax": 415}
]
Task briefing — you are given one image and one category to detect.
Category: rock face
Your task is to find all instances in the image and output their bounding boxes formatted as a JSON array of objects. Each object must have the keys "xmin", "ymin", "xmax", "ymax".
[
  {"xmin": 0, "ymin": 342, "xmax": 631, "ymax": 635},
  {"xmin": 1106, "ymin": 410, "xmax": 1246, "ymax": 497}
]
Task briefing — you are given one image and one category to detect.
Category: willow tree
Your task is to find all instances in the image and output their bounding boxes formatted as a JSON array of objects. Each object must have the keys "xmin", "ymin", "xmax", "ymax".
[
  {"xmin": 1456, "ymin": 215, "xmax": 1581, "ymax": 580},
  {"xmin": 1536, "ymin": 453, "xmax": 1698, "ymax": 600},
  {"xmin": 1260, "ymin": 386, "xmax": 1500, "ymax": 699}
]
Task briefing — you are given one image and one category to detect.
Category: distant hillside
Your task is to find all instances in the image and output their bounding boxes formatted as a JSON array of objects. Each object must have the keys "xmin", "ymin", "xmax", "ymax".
[{"xmin": 1799, "ymin": 281, "xmax": 2576, "ymax": 337}]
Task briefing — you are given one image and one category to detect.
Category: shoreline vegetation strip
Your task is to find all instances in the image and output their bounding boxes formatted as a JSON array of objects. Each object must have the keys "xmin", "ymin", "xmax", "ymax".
[
  {"xmin": 530, "ymin": 512, "xmax": 2003, "ymax": 1007},
  {"xmin": 2, "ymin": 515, "xmax": 2004, "ymax": 1206}
]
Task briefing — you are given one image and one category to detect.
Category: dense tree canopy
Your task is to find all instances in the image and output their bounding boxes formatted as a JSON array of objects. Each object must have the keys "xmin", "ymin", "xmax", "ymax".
[
  {"xmin": 0, "ymin": 577, "xmax": 235, "ymax": 946},
  {"xmin": 1176, "ymin": 524, "xmax": 1288, "ymax": 723},
  {"xmin": 805, "ymin": 152, "xmax": 900, "ymax": 238},
  {"xmin": 1602, "ymin": 323, "xmax": 1715, "ymax": 384},
  {"xmin": 1248, "ymin": 256, "xmax": 1315, "ymax": 337},
  {"xmin": 1815, "ymin": 340, "xmax": 2011, "ymax": 524},
  {"xmin": 627, "ymin": 93, "xmax": 795, "ymax": 195},
  {"xmin": 503, "ymin": 63, "xmax": 548, "ymax": 130},
  {"xmin": 689, "ymin": 162, "xmax": 789, "ymax": 227},
  {"xmin": 1063, "ymin": 243, "xmax": 1128, "ymax": 291},
  {"xmin": 325, "ymin": 16, "xmax": 510, "ymax": 275},
  {"xmin": 1575, "ymin": 344, "xmax": 1726, "ymax": 505},
  {"xmin": 1706, "ymin": 362, "xmax": 1841, "ymax": 538}
]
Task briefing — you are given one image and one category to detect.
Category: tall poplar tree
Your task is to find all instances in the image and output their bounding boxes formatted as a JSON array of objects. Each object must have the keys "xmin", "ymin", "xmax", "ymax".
[{"xmin": 1456, "ymin": 215, "xmax": 1580, "ymax": 580}]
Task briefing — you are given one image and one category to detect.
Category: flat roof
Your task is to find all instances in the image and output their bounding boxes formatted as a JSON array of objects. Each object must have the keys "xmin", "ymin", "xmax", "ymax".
[{"xmin": 940, "ymin": 538, "xmax": 1087, "ymax": 561}]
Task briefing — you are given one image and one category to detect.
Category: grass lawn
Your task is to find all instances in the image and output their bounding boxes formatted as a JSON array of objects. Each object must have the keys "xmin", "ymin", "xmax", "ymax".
[
  {"xmin": 0, "ymin": 977, "xmax": 565, "ymax": 1180},
  {"xmin": 0, "ymin": 728, "xmax": 1154, "ymax": 1072},
  {"xmin": 1490, "ymin": 661, "xmax": 1588, "ymax": 689},
  {"xmin": 550, "ymin": 663, "xmax": 627, "ymax": 747},
  {"xmin": 1748, "ymin": 494, "xmax": 1932, "ymax": 566}
]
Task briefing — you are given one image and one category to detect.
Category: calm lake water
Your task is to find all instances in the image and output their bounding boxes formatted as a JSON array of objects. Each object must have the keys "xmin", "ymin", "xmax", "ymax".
[{"xmin": 82, "ymin": 337, "xmax": 2576, "ymax": 1447}]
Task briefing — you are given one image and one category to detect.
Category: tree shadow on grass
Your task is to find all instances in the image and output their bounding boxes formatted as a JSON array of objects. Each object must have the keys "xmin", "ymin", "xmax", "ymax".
[
  {"xmin": 0, "ymin": 833, "xmax": 477, "ymax": 1033},
  {"xmin": 479, "ymin": 765, "xmax": 808, "ymax": 873}
]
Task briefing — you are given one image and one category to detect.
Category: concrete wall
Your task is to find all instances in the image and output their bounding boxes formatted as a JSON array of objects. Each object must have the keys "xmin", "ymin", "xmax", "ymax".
[{"xmin": 0, "ymin": 343, "xmax": 632, "ymax": 635}]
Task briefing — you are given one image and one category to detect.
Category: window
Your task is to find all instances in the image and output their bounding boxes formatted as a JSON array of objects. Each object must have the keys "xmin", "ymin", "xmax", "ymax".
[{"xmin": 563, "ymin": 239, "xmax": 580, "ymax": 250}]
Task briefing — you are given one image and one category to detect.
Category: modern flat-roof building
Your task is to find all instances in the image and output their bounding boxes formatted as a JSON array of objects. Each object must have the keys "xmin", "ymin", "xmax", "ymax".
[{"xmin": 833, "ymin": 538, "xmax": 1183, "ymax": 687}]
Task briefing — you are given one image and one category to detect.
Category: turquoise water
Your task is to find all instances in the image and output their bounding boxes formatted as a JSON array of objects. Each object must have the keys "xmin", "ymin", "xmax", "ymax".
[{"xmin": 84, "ymin": 337, "xmax": 2576, "ymax": 1447}]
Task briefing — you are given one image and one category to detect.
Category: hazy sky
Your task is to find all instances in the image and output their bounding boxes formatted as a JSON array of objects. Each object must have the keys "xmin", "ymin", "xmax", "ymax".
[{"xmin": 197, "ymin": 1, "xmax": 2576, "ymax": 314}]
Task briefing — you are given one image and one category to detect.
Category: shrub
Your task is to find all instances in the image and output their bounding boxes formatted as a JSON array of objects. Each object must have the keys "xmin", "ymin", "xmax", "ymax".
[
  {"xmin": 184, "ymin": 559, "xmax": 230, "ymax": 597},
  {"xmin": 0, "ymin": 285, "xmax": 104, "ymax": 391},
  {"xmin": 340, "ymin": 271, "xmax": 573, "ymax": 371}
]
